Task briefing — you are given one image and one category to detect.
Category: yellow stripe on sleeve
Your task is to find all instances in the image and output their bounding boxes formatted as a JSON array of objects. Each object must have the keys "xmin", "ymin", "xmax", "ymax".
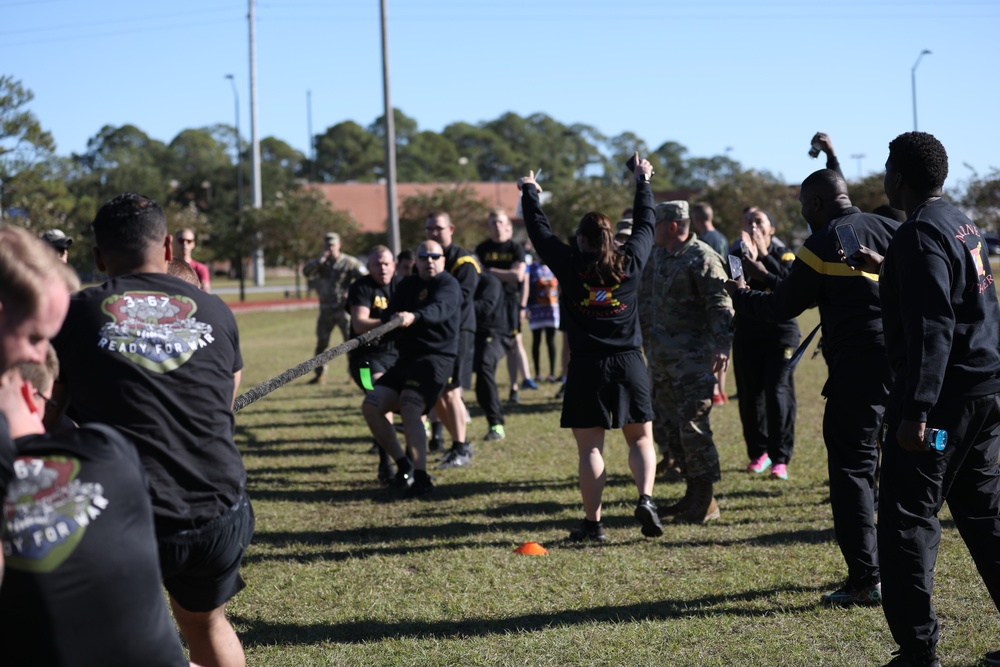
[{"xmin": 796, "ymin": 246, "xmax": 879, "ymax": 281}]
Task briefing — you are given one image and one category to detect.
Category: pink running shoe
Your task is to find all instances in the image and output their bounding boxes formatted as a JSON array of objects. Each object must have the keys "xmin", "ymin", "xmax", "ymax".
[
  {"xmin": 770, "ymin": 463, "xmax": 789, "ymax": 480},
  {"xmin": 747, "ymin": 454, "xmax": 771, "ymax": 474}
]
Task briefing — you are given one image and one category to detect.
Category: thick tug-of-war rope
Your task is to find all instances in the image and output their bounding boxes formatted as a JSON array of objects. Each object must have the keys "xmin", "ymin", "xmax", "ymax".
[{"xmin": 233, "ymin": 316, "xmax": 404, "ymax": 413}]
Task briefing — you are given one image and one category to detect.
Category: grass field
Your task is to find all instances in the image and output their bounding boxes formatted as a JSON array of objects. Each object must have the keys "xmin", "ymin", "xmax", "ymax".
[{"xmin": 227, "ymin": 306, "xmax": 1000, "ymax": 667}]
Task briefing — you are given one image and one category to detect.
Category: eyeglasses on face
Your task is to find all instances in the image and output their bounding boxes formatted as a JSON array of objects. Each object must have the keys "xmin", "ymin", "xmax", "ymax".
[
  {"xmin": 36, "ymin": 392, "xmax": 57, "ymax": 408},
  {"xmin": 418, "ymin": 252, "xmax": 443, "ymax": 260}
]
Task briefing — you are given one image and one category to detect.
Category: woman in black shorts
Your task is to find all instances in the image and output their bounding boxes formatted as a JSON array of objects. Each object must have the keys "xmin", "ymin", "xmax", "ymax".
[{"xmin": 517, "ymin": 153, "xmax": 661, "ymax": 542}]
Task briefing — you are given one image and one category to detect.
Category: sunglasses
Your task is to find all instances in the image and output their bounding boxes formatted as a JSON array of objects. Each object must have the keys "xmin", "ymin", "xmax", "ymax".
[
  {"xmin": 36, "ymin": 391, "xmax": 57, "ymax": 408},
  {"xmin": 418, "ymin": 252, "xmax": 443, "ymax": 260}
]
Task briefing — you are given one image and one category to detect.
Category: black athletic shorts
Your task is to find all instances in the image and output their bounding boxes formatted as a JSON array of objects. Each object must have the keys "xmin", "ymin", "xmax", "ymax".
[
  {"xmin": 561, "ymin": 349, "xmax": 653, "ymax": 429},
  {"xmin": 159, "ymin": 492, "xmax": 255, "ymax": 613},
  {"xmin": 378, "ymin": 353, "xmax": 453, "ymax": 414},
  {"xmin": 348, "ymin": 352, "xmax": 398, "ymax": 392},
  {"xmin": 446, "ymin": 331, "xmax": 475, "ymax": 390}
]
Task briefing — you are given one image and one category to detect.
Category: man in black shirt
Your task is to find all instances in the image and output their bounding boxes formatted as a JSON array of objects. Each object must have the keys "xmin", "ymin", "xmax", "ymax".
[
  {"xmin": 727, "ymin": 169, "xmax": 899, "ymax": 607},
  {"xmin": 0, "ymin": 357, "xmax": 192, "ymax": 667},
  {"xmin": 874, "ymin": 132, "xmax": 1000, "ymax": 667},
  {"xmin": 476, "ymin": 210, "xmax": 534, "ymax": 405},
  {"xmin": 346, "ymin": 245, "xmax": 399, "ymax": 483},
  {"xmin": 425, "ymin": 212, "xmax": 481, "ymax": 468},
  {"xmin": 50, "ymin": 193, "xmax": 252, "ymax": 667},
  {"xmin": 362, "ymin": 241, "xmax": 461, "ymax": 498}
]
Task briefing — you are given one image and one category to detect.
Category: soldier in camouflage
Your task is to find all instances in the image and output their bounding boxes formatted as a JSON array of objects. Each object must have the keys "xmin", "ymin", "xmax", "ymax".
[
  {"xmin": 303, "ymin": 232, "xmax": 365, "ymax": 384},
  {"xmin": 639, "ymin": 200, "xmax": 734, "ymax": 524}
]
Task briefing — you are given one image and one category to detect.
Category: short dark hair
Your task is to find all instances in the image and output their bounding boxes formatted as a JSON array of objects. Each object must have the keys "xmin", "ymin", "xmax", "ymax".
[
  {"xmin": 92, "ymin": 193, "xmax": 167, "ymax": 257},
  {"xmin": 397, "ymin": 249, "xmax": 414, "ymax": 263},
  {"xmin": 801, "ymin": 169, "xmax": 848, "ymax": 199},
  {"xmin": 887, "ymin": 131, "xmax": 949, "ymax": 193}
]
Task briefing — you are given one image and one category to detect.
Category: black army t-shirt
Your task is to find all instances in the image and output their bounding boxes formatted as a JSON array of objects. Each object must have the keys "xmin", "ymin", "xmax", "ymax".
[{"xmin": 52, "ymin": 272, "xmax": 244, "ymax": 532}]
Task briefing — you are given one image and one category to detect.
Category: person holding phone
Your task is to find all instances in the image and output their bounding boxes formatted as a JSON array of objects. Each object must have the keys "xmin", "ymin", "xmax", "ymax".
[
  {"xmin": 724, "ymin": 168, "xmax": 899, "ymax": 608},
  {"xmin": 517, "ymin": 153, "xmax": 663, "ymax": 542}
]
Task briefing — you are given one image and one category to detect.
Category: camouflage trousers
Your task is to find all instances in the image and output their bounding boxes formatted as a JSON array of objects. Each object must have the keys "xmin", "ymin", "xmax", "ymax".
[
  {"xmin": 314, "ymin": 305, "xmax": 351, "ymax": 376},
  {"xmin": 648, "ymin": 354, "xmax": 721, "ymax": 482}
]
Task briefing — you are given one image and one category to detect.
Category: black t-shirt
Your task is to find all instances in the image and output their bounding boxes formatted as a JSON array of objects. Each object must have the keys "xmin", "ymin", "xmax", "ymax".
[
  {"xmin": 52, "ymin": 272, "xmax": 245, "ymax": 532},
  {"xmin": 0, "ymin": 412, "xmax": 13, "ymax": 503},
  {"xmin": 346, "ymin": 274, "xmax": 397, "ymax": 362},
  {"xmin": 0, "ymin": 425, "xmax": 189, "ymax": 667},
  {"xmin": 475, "ymin": 238, "xmax": 526, "ymax": 298}
]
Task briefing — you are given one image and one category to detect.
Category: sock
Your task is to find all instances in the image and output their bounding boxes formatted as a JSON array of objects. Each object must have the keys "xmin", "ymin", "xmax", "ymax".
[{"xmin": 431, "ymin": 421, "xmax": 443, "ymax": 439}]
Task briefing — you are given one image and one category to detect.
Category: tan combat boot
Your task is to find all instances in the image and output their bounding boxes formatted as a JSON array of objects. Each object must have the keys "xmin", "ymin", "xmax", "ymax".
[
  {"xmin": 659, "ymin": 482, "xmax": 694, "ymax": 517},
  {"xmin": 677, "ymin": 478, "xmax": 720, "ymax": 524}
]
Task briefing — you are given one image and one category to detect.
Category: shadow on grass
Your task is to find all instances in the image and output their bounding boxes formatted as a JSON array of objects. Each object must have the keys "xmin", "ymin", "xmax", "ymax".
[
  {"xmin": 233, "ymin": 581, "xmax": 828, "ymax": 647},
  {"xmin": 247, "ymin": 476, "xmax": 580, "ymax": 505}
]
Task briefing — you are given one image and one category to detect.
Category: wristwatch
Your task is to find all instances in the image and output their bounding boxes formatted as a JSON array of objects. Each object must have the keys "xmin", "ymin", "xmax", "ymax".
[{"xmin": 637, "ymin": 172, "xmax": 652, "ymax": 183}]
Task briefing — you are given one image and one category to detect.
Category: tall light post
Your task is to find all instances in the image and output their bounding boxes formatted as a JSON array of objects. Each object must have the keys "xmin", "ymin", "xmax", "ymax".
[
  {"xmin": 850, "ymin": 153, "xmax": 865, "ymax": 181},
  {"xmin": 912, "ymin": 49, "xmax": 931, "ymax": 131},
  {"xmin": 225, "ymin": 74, "xmax": 246, "ymax": 302}
]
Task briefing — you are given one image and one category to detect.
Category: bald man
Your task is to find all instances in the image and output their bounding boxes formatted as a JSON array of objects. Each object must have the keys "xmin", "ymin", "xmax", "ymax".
[
  {"xmin": 725, "ymin": 168, "xmax": 900, "ymax": 608},
  {"xmin": 362, "ymin": 240, "xmax": 461, "ymax": 498}
]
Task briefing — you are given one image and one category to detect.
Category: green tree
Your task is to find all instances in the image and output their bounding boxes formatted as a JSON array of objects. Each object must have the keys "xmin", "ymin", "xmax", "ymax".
[
  {"xmin": 395, "ymin": 186, "xmax": 493, "ymax": 252},
  {"xmin": 542, "ymin": 180, "xmax": 634, "ymax": 242},
  {"xmin": 397, "ymin": 131, "xmax": 462, "ymax": 183},
  {"xmin": 70, "ymin": 124, "xmax": 171, "ymax": 206},
  {"xmin": 244, "ymin": 189, "xmax": 358, "ymax": 290},
  {"xmin": 700, "ymin": 168, "xmax": 802, "ymax": 242},
  {"xmin": 0, "ymin": 75, "xmax": 60, "ymax": 222},
  {"xmin": 962, "ymin": 168, "xmax": 1000, "ymax": 232},
  {"xmin": 312, "ymin": 120, "xmax": 381, "ymax": 182},
  {"xmin": 846, "ymin": 172, "xmax": 894, "ymax": 215}
]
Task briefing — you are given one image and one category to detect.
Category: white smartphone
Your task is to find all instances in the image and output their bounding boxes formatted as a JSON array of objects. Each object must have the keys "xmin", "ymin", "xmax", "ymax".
[{"xmin": 728, "ymin": 255, "xmax": 744, "ymax": 281}]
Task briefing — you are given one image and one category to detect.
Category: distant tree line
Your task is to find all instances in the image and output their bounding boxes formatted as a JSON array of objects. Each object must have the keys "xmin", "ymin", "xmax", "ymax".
[{"xmin": 2, "ymin": 75, "xmax": 998, "ymax": 278}]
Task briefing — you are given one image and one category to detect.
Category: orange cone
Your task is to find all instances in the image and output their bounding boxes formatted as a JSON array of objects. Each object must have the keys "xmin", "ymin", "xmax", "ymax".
[{"xmin": 514, "ymin": 541, "xmax": 548, "ymax": 555}]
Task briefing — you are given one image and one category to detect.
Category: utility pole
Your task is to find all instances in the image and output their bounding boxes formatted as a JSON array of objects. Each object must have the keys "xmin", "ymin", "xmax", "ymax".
[
  {"xmin": 380, "ymin": 0, "xmax": 400, "ymax": 255},
  {"xmin": 912, "ymin": 49, "xmax": 931, "ymax": 131},
  {"xmin": 225, "ymin": 74, "xmax": 246, "ymax": 302},
  {"xmin": 307, "ymin": 90, "xmax": 316, "ymax": 182},
  {"xmin": 249, "ymin": 0, "xmax": 265, "ymax": 286}
]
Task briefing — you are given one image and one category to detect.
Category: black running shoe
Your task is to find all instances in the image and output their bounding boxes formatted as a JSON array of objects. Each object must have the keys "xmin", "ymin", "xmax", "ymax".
[
  {"xmin": 634, "ymin": 496, "xmax": 664, "ymax": 537},
  {"xmin": 393, "ymin": 467, "xmax": 414, "ymax": 489},
  {"xmin": 568, "ymin": 519, "xmax": 606, "ymax": 543},
  {"xmin": 405, "ymin": 474, "xmax": 435, "ymax": 499},
  {"xmin": 436, "ymin": 448, "xmax": 472, "ymax": 469},
  {"xmin": 377, "ymin": 460, "xmax": 395, "ymax": 486}
]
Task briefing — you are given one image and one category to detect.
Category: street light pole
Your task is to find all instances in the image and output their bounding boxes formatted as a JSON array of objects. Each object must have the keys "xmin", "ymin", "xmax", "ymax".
[
  {"xmin": 850, "ymin": 153, "xmax": 865, "ymax": 181},
  {"xmin": 912, "ymin": 49, "xmax": 932, "ymax": 131},
  {"xmin": 225, "ymin": 74, "xmax": 246, "ymax": 303}
]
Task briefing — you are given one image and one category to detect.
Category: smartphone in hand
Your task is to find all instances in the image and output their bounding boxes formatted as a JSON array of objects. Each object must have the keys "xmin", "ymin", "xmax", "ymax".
[
  {"xmin": 625, "ymin": 154, "xmax": 637, "ymax": 171},
  {"xmin": 835, "ymin": 224, "xmax": 862, "ymax": 266},
  {"xmin": 728, "ymin": 255, "xmax": 744, "ymax": 281}
]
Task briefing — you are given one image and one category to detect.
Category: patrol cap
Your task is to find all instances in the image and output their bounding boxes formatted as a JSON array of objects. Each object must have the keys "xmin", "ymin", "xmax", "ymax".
[
  {"xmin": 615, "ymin": 219, "xmax": 633, "ymax": 237},
  {"xmin": 41, "ymin": 229, "xmax": 73, "ymax": 250},
  {"xmin": 654, "ymin": 201, "xmax": 690, "ymax": 223},
  {"xmin": 325, "ymin": 232, "xmax": 340, "ymax": 245}
]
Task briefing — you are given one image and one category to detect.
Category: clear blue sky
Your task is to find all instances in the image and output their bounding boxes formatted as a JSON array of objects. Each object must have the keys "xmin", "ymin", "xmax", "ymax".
[{"xmin": 4, "ymin": 0, "xmax": 998, "ymax": 190}]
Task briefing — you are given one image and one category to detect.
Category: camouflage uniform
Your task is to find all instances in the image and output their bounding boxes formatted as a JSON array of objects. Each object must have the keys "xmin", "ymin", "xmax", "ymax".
[
  {"xmin": 639, "ymin": 232, "xmax": 733, "ymax": 483},
  {"xmin": 303, "ymin": 252, "xmax": 365, "ymax": 377}
]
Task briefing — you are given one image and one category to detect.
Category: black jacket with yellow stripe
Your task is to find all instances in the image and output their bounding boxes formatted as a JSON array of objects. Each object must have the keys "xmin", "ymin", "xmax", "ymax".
[{"xmin": 733, "ymin": 207, "xmax": 899, "ymax": 357}]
